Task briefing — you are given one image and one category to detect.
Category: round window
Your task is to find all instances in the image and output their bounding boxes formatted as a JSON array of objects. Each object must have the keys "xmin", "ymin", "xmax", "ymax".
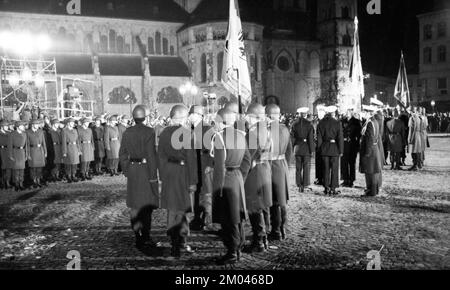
[{"xmin": 277, "ymin": 56, "xmax": 290, "ymax": 72}]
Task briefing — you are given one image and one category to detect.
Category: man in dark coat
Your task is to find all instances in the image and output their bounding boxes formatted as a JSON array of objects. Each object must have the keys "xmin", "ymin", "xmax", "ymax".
[
  {"xmin": 26, "ymin": 119, "xmax": 47, "ymax": 188},
  {"xmin": 360, "ymin": 106, "xmax": 382, "ymax": 197},
  {"xmin": 189, "ymin": 105, "xmax": 216, "ymax": 231},
  {"xmin": 292, "ymin": 107, "xmax": 314, "ymax": 192},
  {"xmin": 266, "ymin": 104, "xmax": 293, "ymax": 241},
  {"xmin": 398, "ymin": 108, "xmax": 409, "ymax": 165},
  {"xmin": 62, "ymin": 118, "xmax": 81, "ymax": 183},
  {"xmin": 317, "ymin": 106, "xmax": 344, "ymax": 195},
  {"xmin": 78, "ymin": 118, "xmax": 95, "ymax": 181},
  {"xmin": 242, "ymin": 103, "xmax": 273, "ymax": 253},
  {"xmin": 340, "ymin": 109, "xmax": 362, "ymax": 187},
  {"xmin": 314, "ymin": 107, "xmax": 326, "ymax": 185},
  {"xmin": 159, "ymin": 105, "xmax": 198, "ymax": 257},
  {"xmin": 211, "ymin": 108, "xmax": 251, "ymax": 265},
  {"xmin": 47, "ymin": 119, "xmax": 63, "ymax": 181},
  {"xmin": 408, "ymin": 107, "xmax": 423, "ymax": 171},
  {"xmin": 104, "ymin": 115, "xmax": 121, "ymax": 176},
  {"xmin": 0, "ymin": 120, "xmax": 12, "ymax": 189},
  {"xmin": 119, "ymin": 105, "xmax": 160, "ymax": 250},
  {"xmin": 386, "ymin": 109, "xmax": 406, "ymax": 170},
  {"xmin": 9, "ymin": 121, "xmax": 28, "ymax": 191},
  {"xmin": 92, "ymin": 117, "xmax": 105, "ymax": 175}
]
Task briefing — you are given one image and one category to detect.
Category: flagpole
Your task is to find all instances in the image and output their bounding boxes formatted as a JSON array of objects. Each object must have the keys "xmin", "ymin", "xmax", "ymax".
[{"xmin": 236, "ymin": 68, "xmax": 242, "ymax": 114}]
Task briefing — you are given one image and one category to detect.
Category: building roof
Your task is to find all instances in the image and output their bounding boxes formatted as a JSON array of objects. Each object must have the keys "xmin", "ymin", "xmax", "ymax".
[
  {"xmin": 98, "ymin": 55, "xmax": 142, "ymax": 76},
  {"xmin": 0, "ymin": 0, "xmax": 189, "ymax": 23},
  {"xmin": 53, "ymin": 54, "xmax": 93, "ymax": 75},
  {"xmin": 147, "ymin": 57, "xmax": 191, "ymax": 77}
]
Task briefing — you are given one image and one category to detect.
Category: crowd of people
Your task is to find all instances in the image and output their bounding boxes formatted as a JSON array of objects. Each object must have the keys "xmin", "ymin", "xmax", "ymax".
[
  {"xmin": 427, "ymin": 112, "xmax": 450, "ymax": 133},
  {"xmin": 0, "ymin": 99, "xmax": 432, "ymax": 265}
]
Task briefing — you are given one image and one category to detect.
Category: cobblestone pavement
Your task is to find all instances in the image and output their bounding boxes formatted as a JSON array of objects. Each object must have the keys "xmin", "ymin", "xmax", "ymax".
[{"xmin": 0, "ymin": 136, "xmax": 449, "ymax": 270}]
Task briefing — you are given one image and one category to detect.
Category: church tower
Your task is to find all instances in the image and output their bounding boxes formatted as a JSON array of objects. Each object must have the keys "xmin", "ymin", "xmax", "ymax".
[
  {"xmin": 173, "ymin": 0, "xmax": 203, "ymax": 13},
  {"xmin": 316, "ymin": 0, "xmax": 357, "ymax": 107}
]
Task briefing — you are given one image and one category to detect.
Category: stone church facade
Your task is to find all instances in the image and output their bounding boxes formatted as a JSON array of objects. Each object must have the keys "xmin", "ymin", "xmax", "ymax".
[{"xmin": 0, "ymin": 0, "xmax": 358, "ymax": 115}]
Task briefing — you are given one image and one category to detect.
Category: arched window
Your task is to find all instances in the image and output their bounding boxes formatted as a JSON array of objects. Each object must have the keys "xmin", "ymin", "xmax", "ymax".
[
  {"xmin": 163, "ymin": 38, "xmax": 169, "ymax": 55},
  {"xmin": 170, "ymin": 45, "xmax": 175, "ymax": 56},
  {"xmin": 217, "ymin": 52, "xmax": 224, "ymax": 81},
  {"xmin": 57, "ymin": 27, "xmax": 66, "ymax": 51},
  {"xmin": 341, "ymin": 6, "xmax": 350, "ymax": 18},
  {"xmin": 100, "ymin": 35, "xmax": 108, "ymax": 53},
  {"xmin": 155, "ymin": 31, "xmax": 161, "ymax": 55},
  {"xmin": 116, "ymin": 36, "xmax": 124, "ymax": 53},
  {"xmin": 109, "ymin": 29, "xmax": 116, "ymax": 53},
  {"xmin": 147, "ymin": 37, "xmax": 154, "ymax": 54},
  {"xmin": 67, "ymin": 33, "xmax": 76, "ymax": 52},
  {"xmin": 201, "ymin": 53, "xmax": 207, "ymax": 83},
  {"xmin": 84, "ymin": 33, "xmax": 93, "ymax": 52}
]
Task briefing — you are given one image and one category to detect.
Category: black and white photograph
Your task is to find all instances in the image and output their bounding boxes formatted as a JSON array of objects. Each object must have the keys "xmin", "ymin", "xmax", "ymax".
[{"xmin": 0, "ymin": 0, "xmax": 449, "ymax": 283}]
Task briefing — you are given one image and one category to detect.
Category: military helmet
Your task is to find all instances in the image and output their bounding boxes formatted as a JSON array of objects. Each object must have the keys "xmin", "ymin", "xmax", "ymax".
[
  {"xmin": 265, "ymin": 104, "xmax": 280, "ymax": 115},
  {"xmin": 246, "ymin": 103, "xmax": 265, "ymax": 116},
  {"xmin": 132, "ymin": 105, "xmax": 146, "ymax": 119},
  {"xmin": 109, "ymin": 115, "xmax": 118, "ymax": 122}
]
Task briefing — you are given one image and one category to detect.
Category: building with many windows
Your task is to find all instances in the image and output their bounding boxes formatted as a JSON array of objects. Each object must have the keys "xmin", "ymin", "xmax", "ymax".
[
  {"xmin": 417, "ymin": 8, "xmax": 450, "ymax": 110},
  {"xmin": 0, "ymin": 0, "xmax": 362, "ymax": 115}
]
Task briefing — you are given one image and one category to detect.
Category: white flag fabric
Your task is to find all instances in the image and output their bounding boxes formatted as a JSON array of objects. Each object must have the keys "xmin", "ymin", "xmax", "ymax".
[
  {"xmin": 348, "ymin": 16, "xmax": 364, "ymax": 113},
  {"xmin": 394, "ymin": 52, "xmax": 410, "ymax": 108},
  {"xmin": 221, "ymin": 0, "xmax": 252, "ymax": 105}
]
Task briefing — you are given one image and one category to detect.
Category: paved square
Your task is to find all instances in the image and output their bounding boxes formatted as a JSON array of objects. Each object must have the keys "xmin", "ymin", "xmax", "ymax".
[{"xmin": 0, "ymin": 136, "xmax": 449, "ymax": 270}]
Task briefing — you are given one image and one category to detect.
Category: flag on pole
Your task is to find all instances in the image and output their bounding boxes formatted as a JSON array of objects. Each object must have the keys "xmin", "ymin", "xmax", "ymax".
[
  {"xmin": 349, "ymin": 16, "xmax": 364, "ymax": 112},
  {"xmin": 222, "ymin": 0, "xmax": 252, "ymax": 105},
  {"xmin": 394, "ymin": 52, "xmax": 410, "ymax": 108}
]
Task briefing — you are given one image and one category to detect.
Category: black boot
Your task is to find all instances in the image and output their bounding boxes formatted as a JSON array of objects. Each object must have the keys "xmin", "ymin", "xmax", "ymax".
[
  {"xmin": 86, "ymin": 173, "xmax": 93, "ymax": 180},
  {"xmin": 170, "ymin": 236, "xmax": 181, "ymax": 258},
  {"xmin": 216, "ymin": 250, "xmax": 238, "ymax": 265},
  {"xmin": 280, "ymin": 227, "xmax": 286, "ymax": 240}
]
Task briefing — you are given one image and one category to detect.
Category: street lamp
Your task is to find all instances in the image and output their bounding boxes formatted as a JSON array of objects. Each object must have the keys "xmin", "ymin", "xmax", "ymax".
[
  {"xmin": 179, "ymin": 81, "xmax": 199, "ymax": 106},
  {"xmin": 431, "ymin": 100, "xmax": 436, "ymax": 113}
]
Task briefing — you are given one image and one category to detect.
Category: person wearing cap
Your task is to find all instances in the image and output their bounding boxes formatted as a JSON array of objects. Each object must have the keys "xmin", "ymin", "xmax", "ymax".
[
  {"xmin": 62, "ymin": 118, "xmax": 81, "ymax": 183},
  {"xmin": 386, "ymin": 109, "xmax": 406, "ymax": 170},
  {"xmin": 0, "ymin": 120, "xmax": 13, "ymax": 189},
  {"xmin": 92, "ymin": 117, "xmax": 106, "ymax": 175},
  {"xmin": 266, "ymin": 104, "xmax": 293, "ymax": 241},
  {"xmin": 117, "ymin": 115, "xmax": 129, "ymax": 139},
  {"xmin": 314, "ymin": 106, "xmax": 326, "ymax": 186},
  {"xmin": 211, "ymin": 108, "xmax": 251, "ymax": 265},
  {"xmin": 119, "ymin": 105, "xmax": 160, "ymax": 251},
  {"xmin": 104, "ymin": 115, "xmax": 121, "ymax": 176},
  {"xmin": 188, "ymin": 105, "xmax": 215, "ymax": 232},
  {"xmin": 317, "ymin": 105, "xmax": 344, "ymax": 195},
  {"xmin": 340, "ymin": 109, "xmax": 362, "ymax": 188},
  {"xmin": 242, "ymin": 103, "xmax": 273, "ymax": 253},
  {"xmin": 8, "ymin": 121, "xmax": 28, "ymax": 191},
  {"xmin": 78, "ymin": 118, "xmax": 94, "ymax": 181},
  {"xmin": 292, "ymin": 107, "xmax": 314, "ymax": 193},
  {"xmin": 418, "ymin": 107, "xmax": 429, "ymax": 168},
  {"xmin": 47, "ymin": 119, "xmax": 63, "ymax": 182},
  {"xmin": 224, "ymin": 101, "xmax": 248, "ymax": 132},
  {"xmin": 360, "ymin": 105, "xmax": 382, "ymax": 197},
  {"xmin": 26, "ymin": 119, "xmax": 48, "ymax": 188},
  {"xmin": 159, "ymin": 105, "xmax": 198, "ymax": 257}
]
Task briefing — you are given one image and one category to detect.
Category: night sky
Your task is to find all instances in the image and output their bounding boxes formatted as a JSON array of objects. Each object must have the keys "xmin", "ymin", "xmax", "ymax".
[{"xmin": 358, "ymin": 0, "xmax": 449, "ymax": 77}]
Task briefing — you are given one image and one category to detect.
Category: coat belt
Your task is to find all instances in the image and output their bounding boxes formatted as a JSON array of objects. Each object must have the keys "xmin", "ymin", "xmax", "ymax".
[
  {"xmin": 267, "ymin": 155, "xmax": 286, "ymax": 161},
  {"xmin": 110, "ymin": 138, "xmax": 119, "ymax": 141},
  {"xmin": 14, "ymin": 146, "xmax": 25, "ymax": 150},
  {"xmin": 168, "ymin": 158, "xmax": 185, "ymax": 166},
  {"xmin": 81, "ymin": 141, "xmax": 92, "ymax": 144},
  {"xmin": 30, "ymin": 144, "xmax": 42, "ymax": 148},
  {"xmin": 67, "ymin": 142, "xmax": 77, "ymax": 145},
  {"xmin": 130, "ymin": 158, "xmax": 147, "ymax": 164},
  {"xmin": 327, "ymin": 139, "xmax": 336, "ymax": 143},
  {"xmin": 0, "ymin": 145, "xmax": 7, "ymax": 149}
]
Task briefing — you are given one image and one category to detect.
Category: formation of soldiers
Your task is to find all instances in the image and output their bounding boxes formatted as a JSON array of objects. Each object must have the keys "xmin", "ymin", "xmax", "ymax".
[
  {"xmin": 0, "ymin": 114, "xmax": 133, "ymax": 191},
  {"xmin": 0, "ymin": 99, "xmax": 430, "ymax": 265}
]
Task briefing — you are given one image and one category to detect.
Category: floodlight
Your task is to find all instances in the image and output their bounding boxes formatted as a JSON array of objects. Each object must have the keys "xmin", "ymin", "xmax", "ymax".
[
  {"xmin": 36, "ymin": 34, "xmax": 51, "ymax": 52},
  {"xmin": 35, "ymin": 74, "xmax": 45, "ymax": 87},
  {"xmin": 191, "ymin": 85, "xmax": 199, "ymax": 95},
  {"xmin": 0, "ymin": 31, "xmax": 13, "ymax": 49},
  {"xmin": 179, "ymin": 85, "xmax": 187, "ymax": 95},
  {"xmin": 21, "ymin": 66, "xmax": 33, "ymax": 82},
  {"xmin": 9, "ymin": 72, "xmax": 20, "ymax": 87},
  {"xmin": 14, "ymin": 33, "xmax": 33, "ymax": 56}
]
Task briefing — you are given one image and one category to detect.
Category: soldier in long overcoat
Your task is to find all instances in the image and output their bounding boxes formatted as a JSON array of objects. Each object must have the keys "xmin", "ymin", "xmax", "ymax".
[
  {"xmin": 211, "ymin": 108, "xmax": 251, "ymax": 265},
  {"xmin": 317, "ymin": 106, "xmax": 344, "ymax": 195},
  {"xmin": 418, "ymin": 107, "xmax": 429, "ymax": 168},
  {"xmin": 92, "ymin": 117, "xmax": 105, "ymax": 175},
  {"xmin": 242, "ymin": 103, "xmax": 273, "ymax": 253},
  {"xmin": 386, "ymin": 109, "xmax": 406, "ymax": 170},
  {"xmin": 47, "ymin": 119, "xmax": 63, "ymax": 181},
  {"xmin": 119, "ymin": 105, "xmax": 160, "ymax": 250},
  {"xmin": 292, "ymin": 107, "xmax": 314, "ymax": 192},
  {"xmin": 26, "ymin": 119, "xmax": 47, "ymax": 187},
  {"xmin": 104, "ymin": 116, "xmax": 121, "ymax": 176},
  {"xmin": 360, "ymin": 106, "xmax": 382, "ymax": 197},
  {"xmin": 189, "ymin": 106, "xmax": 216, "ymax": 231},
  {"xmin": 8, "ymin": 121, "xmax": 28, "ymax": 191},
  {"xmin": 407, "ymin": 107, "xmax": 423, "ymax": 171},
  {"xmin": 266, "ymin": 104, "xmax": 293, "ymax": 241},
  {"xmin": 62, "ymin": 118, "xmax": 81, "ymax": 183},
  {"xmin": 0, "ymin": 120, "xmax": 12, "ymax": 189},
  {"xmin": 158, "ymin": 105, "xmax": 198, "ymax": 257},
  {"xmin": 340, "ymin": 110, "xmax": 362, "ymax": 187},
  {"xmin": 78, "ymin": 118, "xmax": 95, "ymax": 180}
]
